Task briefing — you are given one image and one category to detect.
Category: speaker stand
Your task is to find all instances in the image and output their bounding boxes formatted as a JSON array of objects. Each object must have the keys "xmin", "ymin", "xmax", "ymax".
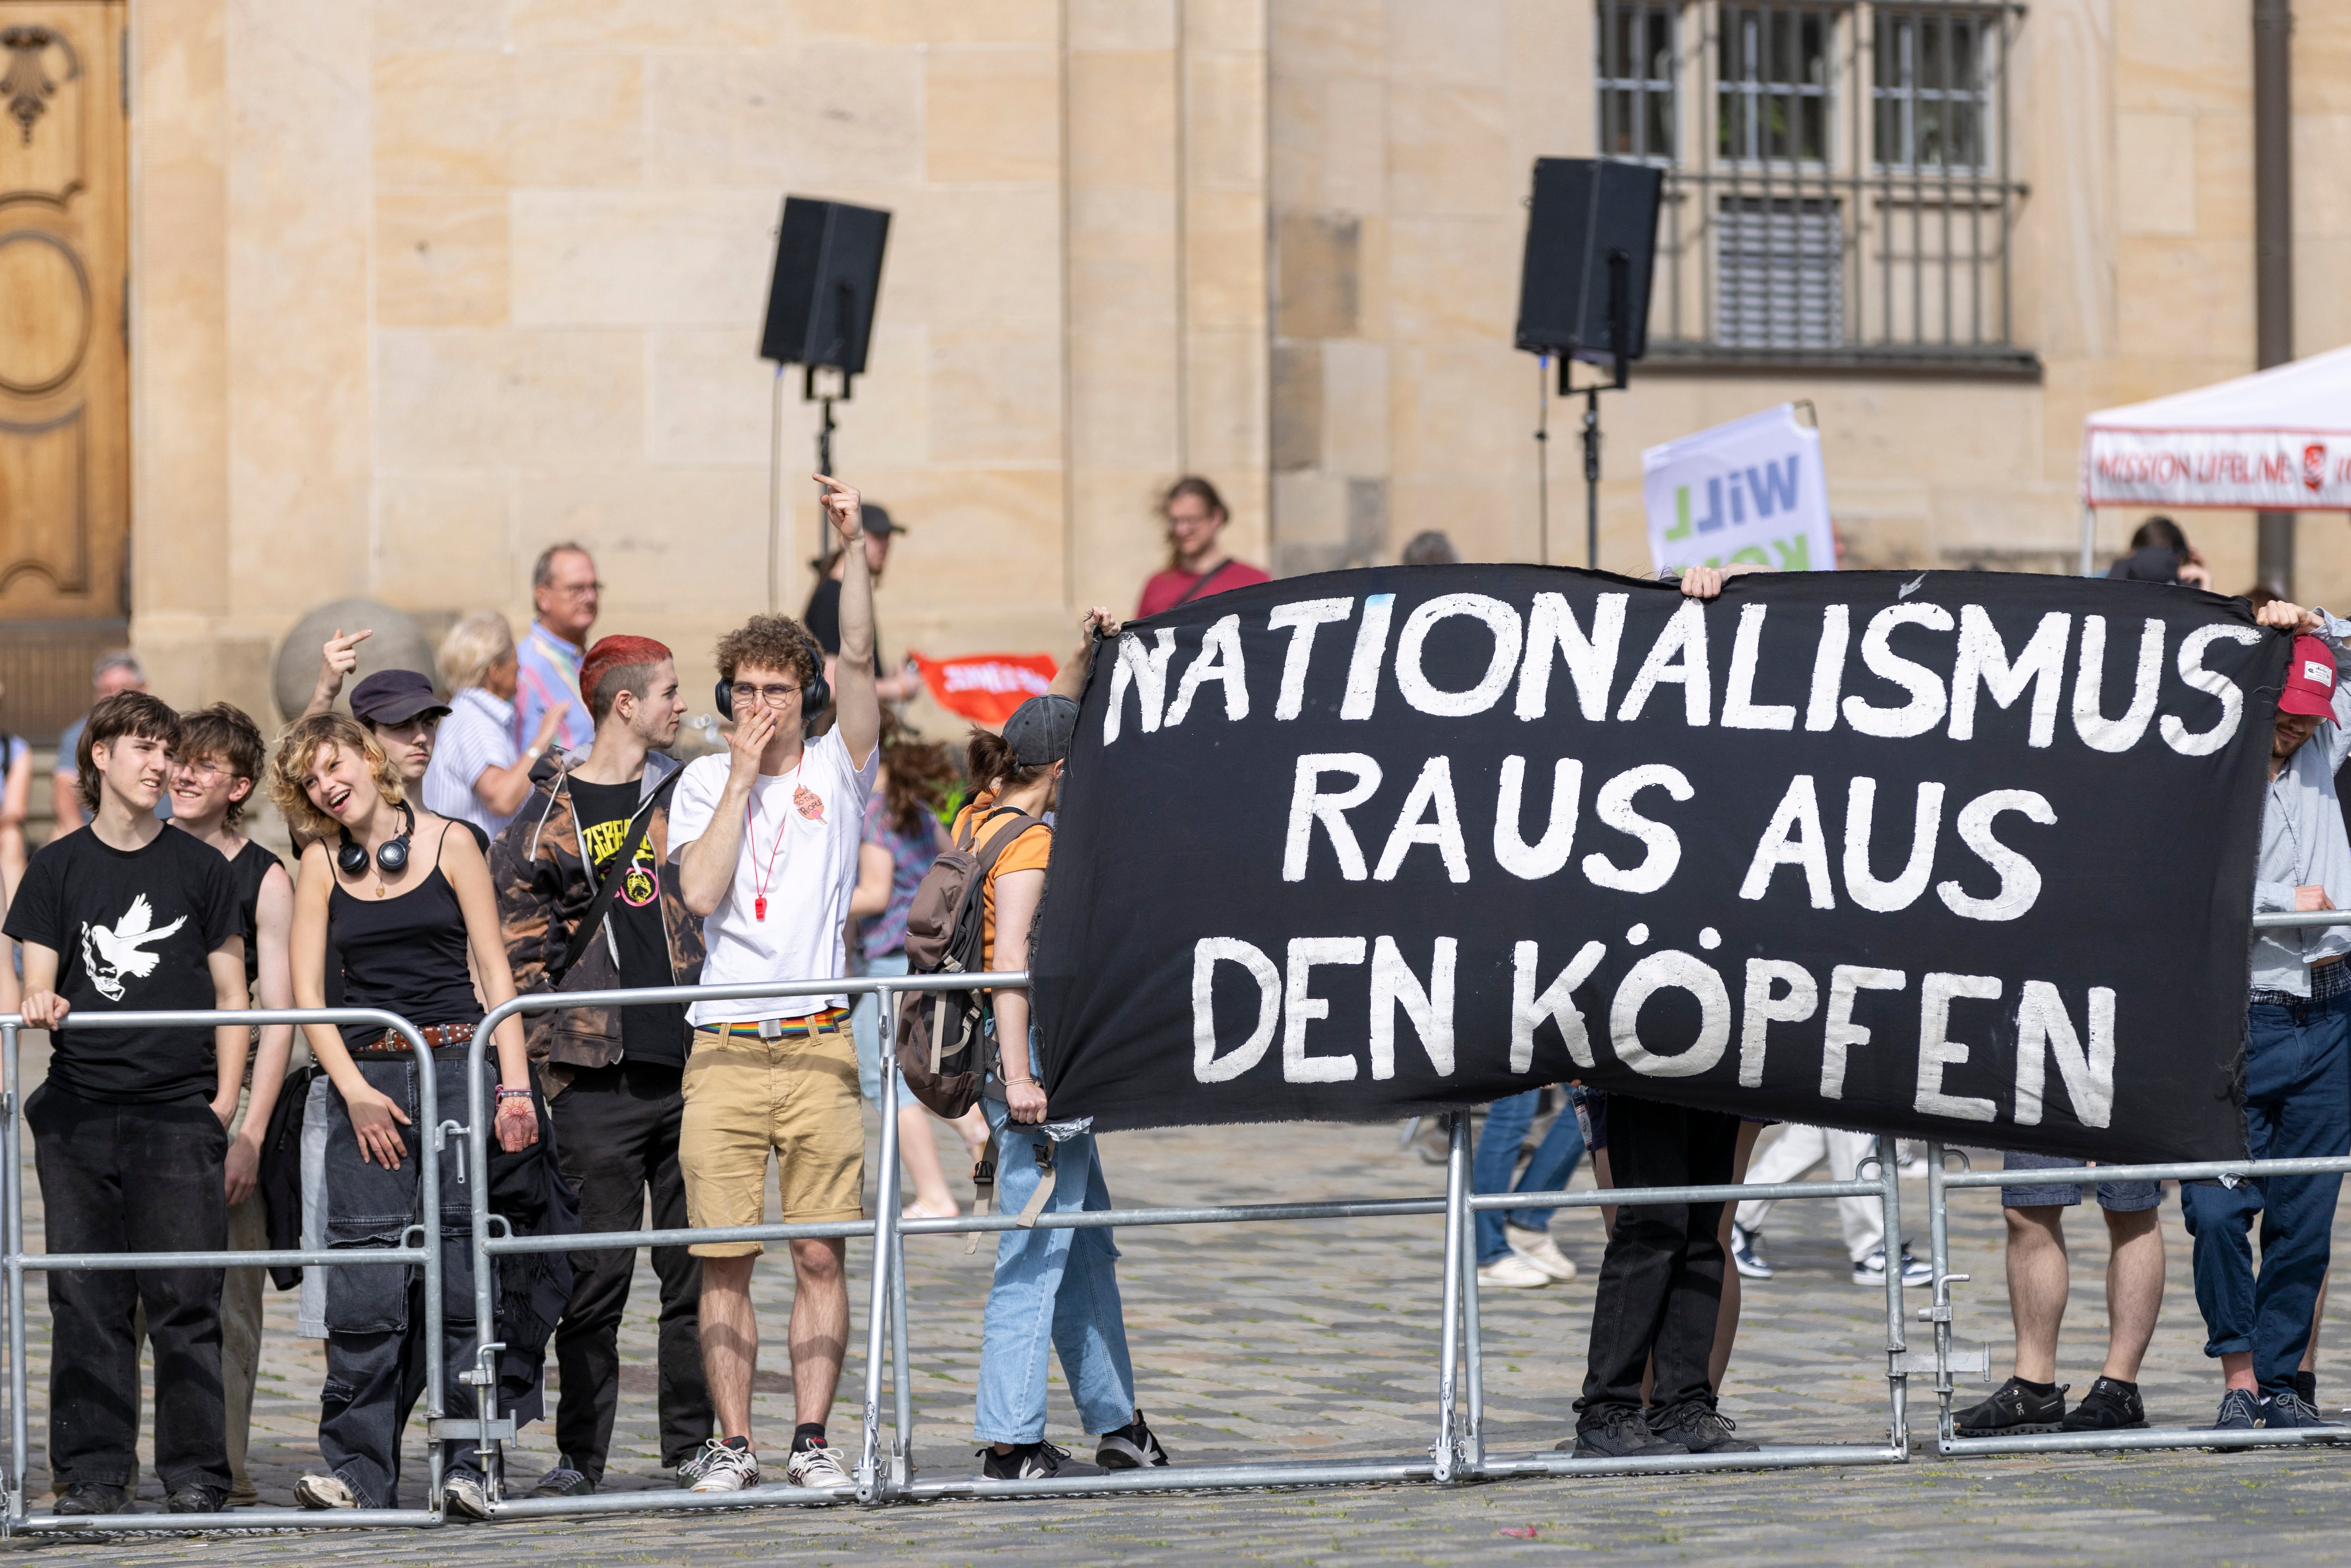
[{"xmin": 1561, "ymin": 249, "xmax": 1632, "ymax": 572}]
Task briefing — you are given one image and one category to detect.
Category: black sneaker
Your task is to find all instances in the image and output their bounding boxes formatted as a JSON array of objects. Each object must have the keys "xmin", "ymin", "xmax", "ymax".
[
  {"xmin": 1096, "ymin": 1410, "xmax": 1170, "ymax": 1469},
  {"xmin": 531, "ymin": 1460, "xmax": 593, "ymax": 1497},
  {"xmin": 2205, "ymin": 1385, "xmax": 2263, "ymax": 1449},
  {"xmin": 2261, "ymin": 1388, "xmax": 2340, "ymax": 1433},
  {"xmin": 978, "ymin": 1441, "xmax": 1103, "ymax": 1481},
  {"xmin": 1954, "ymin": 1376, "xmax": 2067, "ymax": 1436},
  {"xmin": 1562, "ymin": 1404, "xmax": 1689, "ymax": 1460},
  {"xmin": 2059, "ymin": 1376, "xmax": 2147, "ymax": 1432},
  {"xmin": 53, "ymin": 1482, "xmax": 130, "ymax": 1517},
  {"xmin": 164, "ymin": 1483, "xmax": 227, "ymax": 1513},
  {"xmin": 1647, "ymin": 1398, "xmax": 1758, "ymax": 1454}
]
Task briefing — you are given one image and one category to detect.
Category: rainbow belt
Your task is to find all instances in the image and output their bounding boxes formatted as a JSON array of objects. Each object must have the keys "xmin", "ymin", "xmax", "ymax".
[{"xmin": 712, "ymin": 1006, "xmax": 851, "ymax": 1040}]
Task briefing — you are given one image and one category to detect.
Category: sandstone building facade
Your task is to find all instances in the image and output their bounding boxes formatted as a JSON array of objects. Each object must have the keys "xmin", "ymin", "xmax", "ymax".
[{"xmin": 0, "ymin": 0, "xmax": 2342, "ymax": 739}]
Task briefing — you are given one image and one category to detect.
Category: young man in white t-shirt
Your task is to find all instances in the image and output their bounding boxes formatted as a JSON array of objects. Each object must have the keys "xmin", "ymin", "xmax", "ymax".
[{"xmin": 667, "ymin": 474, "xmax": 881, "ymax": 1494}]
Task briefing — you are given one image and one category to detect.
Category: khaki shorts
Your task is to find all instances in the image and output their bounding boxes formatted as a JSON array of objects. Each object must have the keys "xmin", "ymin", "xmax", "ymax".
[{"xmin": 678, "ymin": 1020, "xmax": 866, "ymax": 1258}]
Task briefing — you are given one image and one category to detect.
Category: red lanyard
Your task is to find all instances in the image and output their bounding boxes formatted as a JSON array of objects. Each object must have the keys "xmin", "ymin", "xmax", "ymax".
[{"xmin": 746, "ymin": 760, "xmax": 803, "ymax": 922}]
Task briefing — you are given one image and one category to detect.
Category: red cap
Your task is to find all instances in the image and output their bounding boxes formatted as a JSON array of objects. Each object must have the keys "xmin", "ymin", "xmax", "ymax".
[
  {"xmin": 2280, "ymin": 633, "xmax": 2338, "ymax": 718},
  {"xmin": 580, "ymin": 635, "xmax": 673, "ymax": 710}
]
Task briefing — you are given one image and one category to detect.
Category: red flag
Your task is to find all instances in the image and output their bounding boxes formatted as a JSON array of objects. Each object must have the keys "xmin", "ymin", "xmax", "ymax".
[{"xmin": 911, "ymin": 652, "xmax": 1059, "ymax": 727}]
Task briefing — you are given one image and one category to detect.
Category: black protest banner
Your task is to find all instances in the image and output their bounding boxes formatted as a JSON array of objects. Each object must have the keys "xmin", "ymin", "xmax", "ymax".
[{"xmin": 1032, "ymin": 566, "xmax": 2281, "ymax": 1164}]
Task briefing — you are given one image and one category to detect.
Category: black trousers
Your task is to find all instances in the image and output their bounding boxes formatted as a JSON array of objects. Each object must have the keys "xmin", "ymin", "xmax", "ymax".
[
  {"xmin": 548, "ymin": 1061, "xmax": 710, "ymax": 1481},
  {"xmin": 27, "ymin": 1082, "xmax": 230, "ymax": 1494},
  {"xmin": 1578, "ymin": 1095, "xmax": 1740, "ymax": 1418}
]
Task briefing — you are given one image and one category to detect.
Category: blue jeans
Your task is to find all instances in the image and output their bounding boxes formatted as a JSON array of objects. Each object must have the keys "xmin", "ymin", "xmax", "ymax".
[
  {"xmin": 2181, "ymin": 992, "xmax": 2351, "ymax": 1396},
  {"xmin": 1473, "ymin": 1089, "xmax": 1586, "ymax": 1265},
  {"xmin": 849, "ymin": 952, "xmax": 910, "ymax": 1103},
  {"xmin": 973, "ymin": 1093, "xmax": 1137, "ymax": 1444}
]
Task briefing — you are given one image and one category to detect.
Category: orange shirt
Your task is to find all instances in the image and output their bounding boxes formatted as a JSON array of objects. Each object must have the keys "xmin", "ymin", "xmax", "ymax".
[{"xmin": 951, "ymin": 793, "xmax": 1053, "ymax": 967}]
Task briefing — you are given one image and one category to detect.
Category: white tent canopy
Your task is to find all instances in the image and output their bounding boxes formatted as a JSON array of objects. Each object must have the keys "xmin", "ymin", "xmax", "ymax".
[{"xmin": 2082, "ymin": 344, "xmax": 2351, "ymax": 512}]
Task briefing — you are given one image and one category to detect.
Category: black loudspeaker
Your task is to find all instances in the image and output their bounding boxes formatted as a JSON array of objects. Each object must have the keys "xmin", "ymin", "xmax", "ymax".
[
  {"xmin": 760, "ymin": 197, "xmax": 891, "ymax": 375},
  {"xmin": 1514, "ymin": 158, "xmax": 1665, "ymax": 368}
]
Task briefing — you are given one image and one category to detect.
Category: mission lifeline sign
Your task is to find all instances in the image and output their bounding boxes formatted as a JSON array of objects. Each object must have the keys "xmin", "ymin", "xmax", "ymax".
[{"xmin": 1031, "ymin": 566, "xmax": 2283, "ymax": 1164}]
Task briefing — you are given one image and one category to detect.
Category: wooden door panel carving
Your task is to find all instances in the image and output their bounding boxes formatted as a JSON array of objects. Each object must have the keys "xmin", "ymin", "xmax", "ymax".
[{"xmin": 0, "ymin": 1, "xmax": 124, "ymax": 643}]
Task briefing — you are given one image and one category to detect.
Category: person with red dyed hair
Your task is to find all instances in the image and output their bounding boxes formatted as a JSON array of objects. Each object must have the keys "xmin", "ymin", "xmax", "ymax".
[{"xmin": 492, "ymin": 633, "xmax": 713, "ymax": 1496}]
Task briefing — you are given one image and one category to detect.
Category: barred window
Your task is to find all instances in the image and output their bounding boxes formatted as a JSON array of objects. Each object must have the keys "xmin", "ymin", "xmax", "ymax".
[
  {"xmin": 1716, "ymin": 5, "xmax": 1834, "ymax": 165},
  {"xmin": 1593, "ymin": 0, "xmax": 2032, "ymax": 371},
  {"xmin": 1598, "ymin": 2, "xmax": 1679, "ymax": 162},
  {"xmin": 1873, "ymin": 8, "xmax": 1997, "ymax": 170}
]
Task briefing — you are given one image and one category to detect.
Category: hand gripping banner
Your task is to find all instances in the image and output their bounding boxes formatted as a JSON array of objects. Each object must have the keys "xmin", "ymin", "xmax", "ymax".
[{"xmin": 1032, "ymin": 566, "xmax": 2283, "ymax": 1164}]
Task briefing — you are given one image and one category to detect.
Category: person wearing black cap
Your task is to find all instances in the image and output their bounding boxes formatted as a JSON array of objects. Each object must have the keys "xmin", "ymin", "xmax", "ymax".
[
  {"xmin": 968, "ymin": 611, "xmax": 1172, "ymax": 1482},
  {"xmin": 804, "ymin": 501, "xmax": 921, "ymax": 702}
]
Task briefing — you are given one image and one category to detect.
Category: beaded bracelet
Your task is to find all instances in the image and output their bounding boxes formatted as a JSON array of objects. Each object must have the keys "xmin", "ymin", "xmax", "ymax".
[{"xmin": 495, "ymin": 1086, "xmax": 533, "ymax": 1103}]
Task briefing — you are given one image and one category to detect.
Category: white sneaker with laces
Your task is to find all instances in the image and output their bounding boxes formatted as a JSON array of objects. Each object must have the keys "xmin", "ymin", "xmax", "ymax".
[
  {"xmin": 686, "ymin": 1438, "xmax": 760, "ymax": 1493},
  {"xmin": 294, "ymin": 1473, "xmax": 357, "ymax": 1510},
  {"xmin": 440, "ymin": 1470, "xmax": 491, "ymax": 1520},
  {"xmin": 784, "ymin": 1442, "xmax": 853, "ymax": 1490},
  {"xmin": 1476, "ymin": 1253, "xmax": 1552, "ymax": 1289},
  {"xmin": 1505, "ymin": 1225, "xmax": 1578, "ymax": 1281}
]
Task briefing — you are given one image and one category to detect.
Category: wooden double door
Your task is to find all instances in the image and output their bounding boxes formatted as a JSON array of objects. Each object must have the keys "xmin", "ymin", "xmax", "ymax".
[{"xmin": 0, "ymin": 0, "xmax": 127, "ymax": 742}]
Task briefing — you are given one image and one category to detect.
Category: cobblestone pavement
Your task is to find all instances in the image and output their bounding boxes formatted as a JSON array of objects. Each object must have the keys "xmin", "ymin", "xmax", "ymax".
[{"xmin": 8, "ymin": 1045, "xmax": 2351, "ymax": 1562}]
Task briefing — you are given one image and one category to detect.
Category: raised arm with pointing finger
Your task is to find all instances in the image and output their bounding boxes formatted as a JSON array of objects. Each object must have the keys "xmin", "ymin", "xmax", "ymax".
[{"xmin": 817, "ymin": 473, "xmax": 881, "ymax": 772}]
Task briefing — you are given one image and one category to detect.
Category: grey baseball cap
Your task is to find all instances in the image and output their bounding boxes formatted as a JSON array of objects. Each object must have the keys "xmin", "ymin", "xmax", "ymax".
[{"xmin": 1003, "ymin": 693, "xmax": 1078, "ymax": 767}]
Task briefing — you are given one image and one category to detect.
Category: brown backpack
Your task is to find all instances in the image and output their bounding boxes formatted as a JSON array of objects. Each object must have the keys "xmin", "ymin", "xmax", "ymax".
[{"xmin": 893, "ymin": 804, "xmax": 1045, "ymax": 1118}]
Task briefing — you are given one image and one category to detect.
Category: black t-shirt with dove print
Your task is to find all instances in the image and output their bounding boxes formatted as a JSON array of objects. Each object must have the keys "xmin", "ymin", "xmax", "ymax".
[{"xmin": 4, "ymin": 826, "xmax": 239, "ymax": 1103}]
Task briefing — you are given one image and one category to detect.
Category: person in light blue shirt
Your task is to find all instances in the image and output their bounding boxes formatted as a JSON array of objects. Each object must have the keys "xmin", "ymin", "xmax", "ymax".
[
  {"xmin": 516, "ymin": 543, "xmax": 598, "ymax": 757},
  {"xmin": 2184, "ymin": 597, "xmax": 2351, "ymax": 1440}
]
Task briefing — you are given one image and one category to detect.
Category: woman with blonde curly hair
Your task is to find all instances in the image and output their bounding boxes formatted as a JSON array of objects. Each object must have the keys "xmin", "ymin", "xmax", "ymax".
[{"xmin": 268, "ymin": 712, "xmax": 540, "ymax": 1517}]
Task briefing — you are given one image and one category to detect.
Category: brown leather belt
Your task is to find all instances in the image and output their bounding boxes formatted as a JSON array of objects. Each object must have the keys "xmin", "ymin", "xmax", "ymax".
[{"xmin": 348, "ymin": 1022, "xmax": 477, "ymax": 1056}]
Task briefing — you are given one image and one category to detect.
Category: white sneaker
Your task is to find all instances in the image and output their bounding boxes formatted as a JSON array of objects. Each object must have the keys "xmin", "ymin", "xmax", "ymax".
[
  {"xmin": 1477, "ymin": 1253, "xmax": 1552, "ymax": 1289},
  {"xmin": 1505, "ymin": 1225, "xmax": 1578, "ymax": 1281},
  {"xmin": 440, "ymin": 1470, "xmax": 491, "ymax": 1520},
  {"xmin": 685, "ymin": 1437, "xmax": 760, "ymax": 1493},
  {"xmin": 784, "ymin": 1442, "xmax": 853, "ymax": 1491},
  {"xmin": 294, "ymin": 1473, "xmax": 357, "ymax": 1510}
]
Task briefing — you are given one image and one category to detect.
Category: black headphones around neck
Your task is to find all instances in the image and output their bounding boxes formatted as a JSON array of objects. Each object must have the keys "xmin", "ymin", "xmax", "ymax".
[
  {"xmin": 715, "ymin": 622, "xmax": 832, "ymax": 728},
  {"xmin": 337, "ymin": 799, "xmax": 416, "ymax": 878}
]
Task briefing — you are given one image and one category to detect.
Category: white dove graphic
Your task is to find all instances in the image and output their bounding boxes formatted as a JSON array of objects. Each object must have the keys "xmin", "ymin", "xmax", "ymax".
[{"xmin": 80, "ymin": 895, "xmax": 188, "ymax": 1002}]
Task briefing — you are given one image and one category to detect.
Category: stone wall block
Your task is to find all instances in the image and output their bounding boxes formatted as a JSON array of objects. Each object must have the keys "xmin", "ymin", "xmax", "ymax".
[
  {"xmin": 1184, "ymin": 327, "xmax": 1269, "ymax": 472},
  {"xmin": 886, "ymin": 186, "xmax": 1063, "ymax": 330},
  {"xmin": 1070, "ymin": 323, "xmax": 1182, "ymax": 470},
  {"xmin": 1386, "ymin": 0, "xmax": 1505, "ymax": 87},
  {"xmin": 1388, "ymin": 84, "xmax": 1511, "ymax": 216},
  {"xmin": 1270, "ymin": 0, "xmax": 1382, "ymax": 76},
  {"xmin": 1185, "ymin": 188, "xmax": 1267, "ymax": 330},
  {"xmin": 373, "ymin": 51, "xmax": 509, "ymax": 187},
  {"xmin": 1320, "ymin": 338, "xmax": 1389, "ymax": 478},
  {"xmin": 511, "ymin": 190, "xmax": 776, "ymax": 327},
  {"xmin": 376, "ymin": 189, "xmax": 509, "ymax": 327},
  {"xmin": 925, "ymin": 46, "xmax": 1061, "ymax": 184},
  {"xmin": 1186, "ymin": 50, "xmax": 1269, "ymax": 190},
  {"xmin": 507, "ymin": 0, "xmax": 793, "ymax": 49},
  {"xmin": 1071, "ymin": 52, "xmax": 1178, "ymax": 188},
  {"xmin": 1271, "ymin": 340, "xmax": 1324, "ymax": 471},
  {"xmin": 1070, "ymin": 0, "xmax": 1176, "ymax": 54},
  {"xmin": 1275, "ymin": 209, "xmax": 1359, "ymax": 338},
  {"xmin": 1386, "ymin": 214, "xmax": 1514, "ymax": 344},
  {"xmin": 2114, "ymin": 0, "xmax": 2251, "ymax": 114},
  {"xmin": 2115, "ymin": 112, "xmax": 2195, "ymax": 236},
  {"xmin": 376, "ymin": 328, "xmax": 642, "ymax": 470},
  {"xmin": 1069, "ymin": 184, "xmax": 1181, "ymax": 321},
  {"xmin": 373, "ymin": 473, "xmax": 515, "ymax": 612},
  {"xmin": 647, "ymin": 47, "xmax": 923, "ymax": 188},
  {"xmin": 927, "ymin": 331, "xmax": 1062, "ymax": 465},
  {"xmin": 510, "ymin": 53, "xmax": 647, "ymax": 187}
]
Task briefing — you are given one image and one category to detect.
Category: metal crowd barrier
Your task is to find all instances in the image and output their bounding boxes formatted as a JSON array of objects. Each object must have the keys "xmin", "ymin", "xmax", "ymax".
[
  {"xmin": 4, "ymin": 910, "xmax": 2348, "ymax": 1532},
  {"xmin": 1, "ymin": 1009, "xmax": 454, "ymax": 1533},
  {"xmin": 450, "ymin": 974, "xmax": 1920, "ymax": 1519},
  {"xmin": 1905, "ymin": 898, "xmax": 2351, "ymax": 1458}
]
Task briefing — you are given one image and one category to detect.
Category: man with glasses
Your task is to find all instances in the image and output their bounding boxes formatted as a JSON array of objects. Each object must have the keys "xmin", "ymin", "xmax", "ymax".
[
  {"xmin": 664, "ymin": 475, "xmax": 880, "ymax": 1495},
  {"xmin": 519, "ymin": 542, "xmax": 601, "ymax": 758}
]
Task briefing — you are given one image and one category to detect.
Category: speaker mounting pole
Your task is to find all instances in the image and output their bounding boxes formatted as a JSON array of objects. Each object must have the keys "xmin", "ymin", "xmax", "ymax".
[{"xmin": 1569, "ymin": 250, "xmax": 1633, "ymax": 572}]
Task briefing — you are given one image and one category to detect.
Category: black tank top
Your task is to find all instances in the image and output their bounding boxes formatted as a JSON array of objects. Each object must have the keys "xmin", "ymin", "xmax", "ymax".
[
  {"xmin": 327, "ymin": 836, "xmax": 481, "ymax": 1048},
  {"xmin": 225, "ymin": 840, "xmax": 281, "ymax": 992}
]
